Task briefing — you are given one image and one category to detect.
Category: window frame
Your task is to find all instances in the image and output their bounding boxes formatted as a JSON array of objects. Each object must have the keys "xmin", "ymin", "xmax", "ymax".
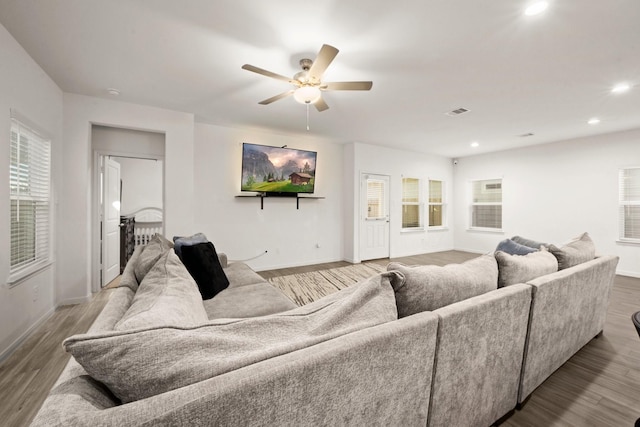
[
  {"xmin": 8, "ymin": 112, "xmax": 52, "ymax": 286},
  {"xmin": 618, "ymin": 167, "xmax": 640, "ymax": 244},
  {"xmin": 427, "ymin": 179, "xmax": 447, "ymax": 229},
  {"xmin": 469, "ymin": 178, "xmax": 503, "ymax": 232},
  {"xmin": 401, "ymin": 177, "xmax": 424, "ymax": 232}
]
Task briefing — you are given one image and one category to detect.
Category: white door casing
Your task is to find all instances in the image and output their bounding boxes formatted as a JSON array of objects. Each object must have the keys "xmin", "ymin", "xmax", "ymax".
[
  {"xmin": 360, "ymin": 173, "xmax": 390, "ymax": 261},
  {"xmin": 102, "ymin": 157, "xmax": 121, "ymax": 286}
]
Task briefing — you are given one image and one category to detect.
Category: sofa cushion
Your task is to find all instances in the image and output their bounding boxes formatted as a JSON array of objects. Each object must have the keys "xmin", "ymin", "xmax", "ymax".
[
  {"xmin": 387, "ymin": 254, "xmax": 498, "ymax": 318},
  {"xmin": 495, "ymin": 249, "xmax": 558, "ymax": 287},
  {"xmin": 223, "ymin": 262, "xmax": 269, "ymax": 288},
  {"xmin": 512, "ymin": 235, "xmax": 549, "ymax": 250},
  {"xmin": 203, "ymin": 282, "xmax": 297, "ymax": 319},
  {"xmin": 63, "ymin": 272, "xmax": 400, "ymax": 403},
  {"xmin": 180, "ymin": 242, "xmax": 229, "ymax": 300},
  {"xmin": 173, "ymin": 232, "xmax": 208, "ymax": 259},
  {"xmin": 548, "ymin": 232, "xmax": 596, "ymax": 270},
  {"xmin": 133, "ymin": 234, "xmax": 173, "ymax": 284},
  {"xmin": 115, "ymin": 249, "xmax": 208, "ymax": 331},
  {"xmin": 495, "ymin": 238, "xmax": 539, "ymax": 255}
]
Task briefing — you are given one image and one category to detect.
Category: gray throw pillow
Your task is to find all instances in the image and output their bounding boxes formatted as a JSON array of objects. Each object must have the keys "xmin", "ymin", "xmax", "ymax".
[
  {"xmin": 495, "ymin": 238, "xmax": 539, "ymax": 255},
  {"xmin": 387, "ymin": 254, "xmax": 498, "ymax": 318},
  {"xmin": 548, "ymin": 232, "xmax": 596, "ymax": 270},
  {"xmin": 133, "ymin": 234, "xmax": 173, "ymax": 284},
  {"xmin": 495, "ymin": 249, "xmax": 558, "ymax": 287},
  {"xmin": 115, "ymin": 249, "xmax": 208, "ymax": 331},
  {"xmin": 63, "ymin": 272, "xmax": 399, "ymax": 403},
  {"xmin": 512, "ymin": 235, "xmax": 549, "ymax": 250},
  {"xmin": 173, "ymin": 232, "xmax": 208, "ymax": 259}
]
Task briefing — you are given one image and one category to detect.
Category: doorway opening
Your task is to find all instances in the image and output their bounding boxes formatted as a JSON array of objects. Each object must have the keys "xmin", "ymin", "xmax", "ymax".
[{"xmin": 91, "ymin": 125, "xmax": 165, "ymax": 293}]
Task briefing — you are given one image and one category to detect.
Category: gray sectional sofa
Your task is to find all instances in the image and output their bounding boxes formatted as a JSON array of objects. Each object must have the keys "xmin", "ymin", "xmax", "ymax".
[{"xmin": 31, "ymin": 233, "xmax": 619, "ymax": 427}]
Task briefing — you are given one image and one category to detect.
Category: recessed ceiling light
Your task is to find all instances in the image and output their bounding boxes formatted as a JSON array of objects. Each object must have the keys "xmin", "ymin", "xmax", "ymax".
[
  {"xmin": 470, "ymin": 141, "xmax": 480, "ymax": 148},
  {"xmin": 611, "ymin": 83, "xmax": 630, "ymax": 94},
  {"xmin": 588, "ymin": 118, "xmax": 600, "ymax": 125},
  {"xmin": 107, "ymin": 88, "xmax": 120, "ymax": 96},
  {"xmin": 525, "ymin": 1, "xmax": 549, "ymax": 16}
]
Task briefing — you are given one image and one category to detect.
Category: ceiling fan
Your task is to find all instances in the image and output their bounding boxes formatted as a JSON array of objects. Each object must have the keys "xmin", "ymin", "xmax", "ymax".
[{"xmin": 241, "ymin": 44, "xmax": 372, "ymax": 112}]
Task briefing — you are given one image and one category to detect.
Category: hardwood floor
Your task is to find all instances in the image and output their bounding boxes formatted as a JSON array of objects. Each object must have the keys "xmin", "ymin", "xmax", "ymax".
[{"xmin": 1, "ymin": 250, "xmax": 638, "ymax": 427}]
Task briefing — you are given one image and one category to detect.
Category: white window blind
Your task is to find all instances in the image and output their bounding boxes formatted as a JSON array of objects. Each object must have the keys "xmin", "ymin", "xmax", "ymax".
[
  {"xmin": 470, "ymin": 178, "xmax": 502, "ymax": 230},
  {"xmin": 402, "ymin": 177, "xmax": 423, "ymax": 229},
  {"xmin": 619, "ymin": 167, "xmax": 640, "ymax": 241},
  {"xmin": 366, "ymin": 179, "xmax": 386, "ymax": 219},
  {"xmin": 428, "ymin": 179, "xmax": 445, "ymax": 227},
  {"xmin": 9, "ymin": 115, "xmax": 51, "ymax": 284}
]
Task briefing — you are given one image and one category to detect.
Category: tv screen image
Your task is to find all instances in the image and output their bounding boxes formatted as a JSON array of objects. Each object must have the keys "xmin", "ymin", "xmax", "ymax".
[{"xmin": 241, "ymin": 143, "xmax": 317, "ymax": 194}]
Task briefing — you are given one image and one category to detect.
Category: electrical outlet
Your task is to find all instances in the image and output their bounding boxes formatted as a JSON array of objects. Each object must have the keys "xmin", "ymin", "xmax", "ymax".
[{"xmin": 33, "ymin": 285, "xmax": 39, "ymax": 302}]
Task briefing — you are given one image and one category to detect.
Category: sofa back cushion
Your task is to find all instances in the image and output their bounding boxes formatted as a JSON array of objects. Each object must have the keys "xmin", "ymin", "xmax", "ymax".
[
  {"xmin": 495, "ymin": 249, "xmax": 558, "ymax": 287},
  {"xmin": 387, "ymin": 254, "xmax": 498, "ymax": 318},
  {"xmin": 63, "ymin": 272, "xmax": 400, "ymax": 403},
  {"xmin": 548, "ymin": 232, "xmax": 595, "ymax": 270},
  {"xmin": 133, "ymin": 234, "xmax": 173, "ymax": 283},
  {"xmin": 115, "ymin": 249, "xmax": 208, "ymax": 331}
]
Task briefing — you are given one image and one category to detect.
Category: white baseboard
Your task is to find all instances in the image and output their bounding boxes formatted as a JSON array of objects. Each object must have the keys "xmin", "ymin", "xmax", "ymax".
[
  {"xmin": 616, "ymin": 269, "xmax": 640, "ymax": 279},
  {"xmin": 57, "ymin": 295, "xmax": 92, "ymax": 306},
  {"xmin": 0, "ymin": 307, "xmax": 55, "ymax": 363}
]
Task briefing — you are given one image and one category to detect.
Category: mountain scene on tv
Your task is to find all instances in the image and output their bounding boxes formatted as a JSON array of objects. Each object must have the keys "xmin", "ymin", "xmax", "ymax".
[{"xmin": 241, "ymin": 143, "xmax": 316, "ymax": 193}]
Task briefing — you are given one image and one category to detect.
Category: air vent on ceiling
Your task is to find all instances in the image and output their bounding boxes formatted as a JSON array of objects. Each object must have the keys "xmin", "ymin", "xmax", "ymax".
[
  {"xmin": 519, "ymin": 132, "xmax": 535, "ymax": 137},
  {"xmin": 445, "ymin": 107, "xmax": 470, "ymax": 116}
]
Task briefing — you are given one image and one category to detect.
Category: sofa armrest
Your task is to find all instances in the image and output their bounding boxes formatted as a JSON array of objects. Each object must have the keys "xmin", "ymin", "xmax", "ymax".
[
  {"xmin": 519, "ymin": 254, "xmax": 619, "ymax": 402},
  {"xmin": 31, "ymin": 312, "xmax": 438, "ymax": 426},
  {"xmin": 430, "ymin": 283, "xmax": 532, "ymax": 427}
]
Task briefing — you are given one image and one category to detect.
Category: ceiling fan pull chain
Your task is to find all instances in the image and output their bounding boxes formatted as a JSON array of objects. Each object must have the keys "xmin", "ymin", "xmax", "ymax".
[{"xmin": 306, "ymin": 102, "xmax": 310, "ymax": 131}]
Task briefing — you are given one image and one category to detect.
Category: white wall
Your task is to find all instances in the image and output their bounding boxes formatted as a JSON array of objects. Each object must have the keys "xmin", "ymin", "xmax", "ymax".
[
  {"xmin": 0, "ymin": 24, "xmax": 63, "ymax": 360},
  {"xmin": 91, "ymin": 124, "xmax": 165, "ymax": 215},
  {"xmin": 59, "ymin": 94, "xmax": 195, "ymax": 303},
  {"xmin": 453, "ymin": 128, "xmax": 640, "ymax": 277},
  {"xmin": 345, "ymin": 142, "xmax": 455, "ymax": 263},
  {"xmin": 193, "ymin": 123, "xmax": 344, "ymax": 271},
  {"xmin": 114, "ymin": 157, "xmax": 164, "ymax": 215}
]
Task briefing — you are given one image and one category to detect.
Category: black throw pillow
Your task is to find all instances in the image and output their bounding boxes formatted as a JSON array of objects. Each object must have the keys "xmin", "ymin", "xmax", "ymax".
[{"xmin": 179, "ymin": 242, "xmax": 229, "ymax": 300}]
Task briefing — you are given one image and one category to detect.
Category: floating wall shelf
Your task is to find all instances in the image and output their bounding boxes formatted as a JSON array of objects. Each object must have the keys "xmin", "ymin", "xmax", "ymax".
[{"xmin": 235, "ymin": 194, "xmax": 325, "ymax": 210}]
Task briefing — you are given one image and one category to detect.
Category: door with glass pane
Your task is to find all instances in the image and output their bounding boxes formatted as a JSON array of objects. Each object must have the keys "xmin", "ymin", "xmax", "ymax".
[{"xmin": 360, "ymin": 173, "xmax": 390, "ymax": 260}]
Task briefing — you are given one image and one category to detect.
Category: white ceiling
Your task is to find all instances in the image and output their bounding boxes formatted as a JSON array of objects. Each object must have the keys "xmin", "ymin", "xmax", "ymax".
[{"xmin": 1, "ymin": 0, "xmax": 639, "ymax": 158}]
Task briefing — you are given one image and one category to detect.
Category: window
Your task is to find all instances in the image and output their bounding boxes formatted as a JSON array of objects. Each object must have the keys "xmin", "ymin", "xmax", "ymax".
[
  {"xmin": 428, "ymin": 179, "xmax": 445, "ymax": 227},
  {"xmin": 470, "ymin": 178, "xmax": 502, "ymax": 230},
  {"xmin": 9, "ymin": 115, "xmax": 51, "ymax": 284},
  {"xmin": 402, "ymin": 177, "xmax": 423, "ymax": 230},
  {"xmin": 366, "ymin": 178, "xmax": 386, "ymax": 219},
  {"xmin": 619, "ymin": 167, "xmax": 640, "ymax": 242}
]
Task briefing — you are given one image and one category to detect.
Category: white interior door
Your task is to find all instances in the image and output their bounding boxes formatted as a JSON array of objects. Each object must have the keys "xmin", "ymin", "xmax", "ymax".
[
  {"xmin": 360, "ymin": 173, "xmax": 390, "ymax": 261},
  {"xmin": 102, "ymin": 157, "xmax": 121, "ymax": 286}
]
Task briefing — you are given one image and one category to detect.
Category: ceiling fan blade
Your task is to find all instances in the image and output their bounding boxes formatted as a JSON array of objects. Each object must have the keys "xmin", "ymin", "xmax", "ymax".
[
  {"xmin": 322, "ymin": 81, "xmax": 373, "ymax": 91},
  {"xmin": 258, "ymin": 90, "xmax": 294, "ymax": 105},
  {"xmin": 242, "ymin": 64, "xmax": 294, "ymax": 84},
  {"xmin": 307, "ymin": 44, "xmax": 339, "ymax": 83},
  {"xmin": 314, "ymin": 96, "xmax": 329, "ymax": 112}
]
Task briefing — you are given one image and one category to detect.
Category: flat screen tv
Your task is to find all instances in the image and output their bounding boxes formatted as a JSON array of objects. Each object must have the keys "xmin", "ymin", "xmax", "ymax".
[{"xmin": 241, "ymin": 142, "xmax": 317, "ymax": 195}]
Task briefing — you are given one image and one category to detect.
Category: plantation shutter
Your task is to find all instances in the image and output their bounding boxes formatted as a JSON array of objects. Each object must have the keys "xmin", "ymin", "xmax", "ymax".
[
  {"xmin": 402, "ymin": 178, "xmax": 422, "ymax": 229},
  {"xmin": 428, "ymin": 180, "xmax": 444, "ymax": 227},
  {"xmin": 471, "ymin": 179, "xmax": 502, "ymax": 229},
  {"xmin": 9, "ymin": 114, "xmax": 51, "ymax": 283},
  {"xmin": 619, "ymin": 168, "xmax": 640, "ymax": 241}
]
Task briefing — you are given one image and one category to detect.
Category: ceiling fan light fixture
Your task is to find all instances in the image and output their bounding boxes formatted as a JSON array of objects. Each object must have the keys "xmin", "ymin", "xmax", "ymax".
[{"xmin": 293, "ymin": 86, "xmax": 321, "ymax": 104}]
